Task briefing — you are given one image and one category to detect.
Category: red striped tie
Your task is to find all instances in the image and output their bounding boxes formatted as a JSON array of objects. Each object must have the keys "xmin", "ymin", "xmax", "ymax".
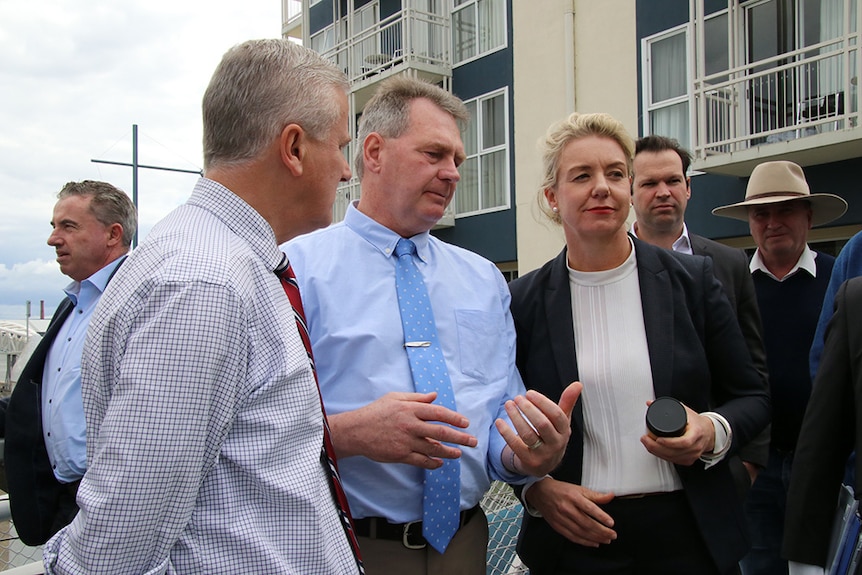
[{"xmin": 276, "ymin": 258, "xmax": 365, "ymax": 574}]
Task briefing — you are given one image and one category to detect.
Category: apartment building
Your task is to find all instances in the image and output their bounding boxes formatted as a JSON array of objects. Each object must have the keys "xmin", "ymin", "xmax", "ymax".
[{"xmin": 283, "ymin": 0, "xmax": 862, "ymax": 275}]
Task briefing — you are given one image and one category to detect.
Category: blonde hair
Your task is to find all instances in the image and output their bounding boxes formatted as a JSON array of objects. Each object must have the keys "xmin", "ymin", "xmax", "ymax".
[{"xmin": 537, "ymin": 112, "xmax": 634, "ymax": 223}]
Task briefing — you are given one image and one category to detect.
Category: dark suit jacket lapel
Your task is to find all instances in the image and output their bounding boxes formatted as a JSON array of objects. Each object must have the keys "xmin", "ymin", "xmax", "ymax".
[
  {"xmin": 5, "ymin": 297, "xmax": 75, "ymax": 545},
  {"xmin": 20, "ymin": 298, "xmax": 75, "ymax": 384},
  {"xmin": 545, "ymin": 249, "xmax": 583, "ymax": 430},
  {"xmin": 633, "ymin": 239, "xmax": 675, "ymax": 398}
]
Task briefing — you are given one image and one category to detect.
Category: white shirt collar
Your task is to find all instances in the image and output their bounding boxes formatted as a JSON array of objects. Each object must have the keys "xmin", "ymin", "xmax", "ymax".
[
  {"xmin": 750, "ymin": 245, "xmax": 818, "ymax": 281},
  {"xmin": 630, "ymin": 222, "xmax": 692, "ymax": 255}
]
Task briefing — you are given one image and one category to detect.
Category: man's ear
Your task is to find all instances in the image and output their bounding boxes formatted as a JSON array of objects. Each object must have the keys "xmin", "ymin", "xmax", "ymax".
[
  {"xmin": 107, "ymin": 223, "xmax": 123, "ymax": 247},
  {"xmin": 363, "ymin": 133, "xmax": 384, "ymax": 174},
  {"xmin": 280, "ymin": 123, "xmax": 305, "ymax": 177}
]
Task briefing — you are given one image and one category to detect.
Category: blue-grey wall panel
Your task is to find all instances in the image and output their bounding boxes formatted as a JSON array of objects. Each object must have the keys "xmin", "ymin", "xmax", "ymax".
[
  {"xmin": 433, "ymin": 207, "xmax": 518, "ymax": 263},
  {"xmin": 309, "ymin": 1, "xmax": 334, "ymax": 35},
  {"xmin": 432, "ymin": 2, "xmax": 517, "ymax": 264}
]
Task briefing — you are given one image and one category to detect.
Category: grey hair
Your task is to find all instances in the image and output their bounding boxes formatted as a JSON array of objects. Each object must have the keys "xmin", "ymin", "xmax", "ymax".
[
  {"xmin": 537, "ymin": 112, "xmax": 634, "ymax": 224},
  {"xmin": 354, "ymin": 76, "xmax": 469, "ymax": 179},
  {"xmin": 202, "ymin": 39, "xmax": 349, "ymax": 170},
  {"xmin": 57, "ymin": 180, "xmax": 137, "ymax": 248}
]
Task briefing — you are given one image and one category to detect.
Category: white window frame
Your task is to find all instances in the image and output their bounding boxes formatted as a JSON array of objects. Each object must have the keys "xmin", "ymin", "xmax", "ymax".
[
  {"xmin": 452, "ymin": 0, "xmax": 507, "ymax": 67},
  {"xmin": 455, "ymin": 87, "xmax": 510, "ymax": 218},
  {"xmin": 641, "ymin": 23, "xmax": 692, "ymax": 149}
]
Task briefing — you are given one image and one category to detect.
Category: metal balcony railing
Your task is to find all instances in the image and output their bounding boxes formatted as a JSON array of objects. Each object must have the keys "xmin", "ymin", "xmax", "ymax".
[
  {"xmin": 692, "ymin": 33, "xmax": 860, "ymax": 159},
  {"xmin": 318, "ymin": 8, "xmax": 450, "ymax": 86}
]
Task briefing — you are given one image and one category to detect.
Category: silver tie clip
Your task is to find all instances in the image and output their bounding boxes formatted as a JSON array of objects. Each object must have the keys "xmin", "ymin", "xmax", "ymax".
[{"xmin": 404, "ymin": 341, "xmax": 431, "ymax": 347}]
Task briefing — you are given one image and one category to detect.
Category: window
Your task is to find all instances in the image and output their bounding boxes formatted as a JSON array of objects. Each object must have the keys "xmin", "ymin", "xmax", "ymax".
[
  {"xmin": 456, "ymin": 89, "xmax": 509, "ymax": 217},
  {"xmin": 452, "ymin": 0, "xmax": 506, "ymax": 65},
  {"xmin": 310, "ymin": 19, "xmax": 348, "ymax": 72},
  {"xmin": 642, "ymin": 25, "xmax": 690, "ymax": 149}
]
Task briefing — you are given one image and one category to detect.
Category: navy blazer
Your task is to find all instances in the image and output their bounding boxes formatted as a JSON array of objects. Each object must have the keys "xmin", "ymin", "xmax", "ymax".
[
  {"xmin": 5, "ymin": 298, "xmax": 74, "ymax": 545},
  {"xmin": 509, "ymin": 238, "xmax": 770, "ymax": 575}
]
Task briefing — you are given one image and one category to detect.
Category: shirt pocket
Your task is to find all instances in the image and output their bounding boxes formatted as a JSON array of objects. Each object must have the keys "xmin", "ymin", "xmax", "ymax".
[{"xmin": 455, "ymin": 309, "xmax": 508, "ymax": 382}]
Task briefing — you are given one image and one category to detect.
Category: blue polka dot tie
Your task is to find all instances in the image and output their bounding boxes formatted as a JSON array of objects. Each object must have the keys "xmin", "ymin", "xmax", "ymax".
[{"xmin": 394, "ymin": 238, "xmax": 460, "ymax": 554}]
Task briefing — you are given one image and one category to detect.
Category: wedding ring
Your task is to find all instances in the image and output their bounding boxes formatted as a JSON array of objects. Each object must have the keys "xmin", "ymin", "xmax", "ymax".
[{"xmin": 528, "ymin": 438, "xmax": 544, "ymax": 450}]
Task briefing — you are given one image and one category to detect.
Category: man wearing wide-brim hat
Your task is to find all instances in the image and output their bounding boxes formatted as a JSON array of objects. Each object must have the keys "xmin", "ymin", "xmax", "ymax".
[{"xmin": 713, "ymin": 160, "xmax": 847, "ymax": 575}]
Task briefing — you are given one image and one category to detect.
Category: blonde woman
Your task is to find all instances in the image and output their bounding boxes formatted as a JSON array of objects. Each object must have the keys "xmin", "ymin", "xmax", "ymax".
[{"xmin": 508, "ymin": 112, "xmax": 770, "ymax": 575}]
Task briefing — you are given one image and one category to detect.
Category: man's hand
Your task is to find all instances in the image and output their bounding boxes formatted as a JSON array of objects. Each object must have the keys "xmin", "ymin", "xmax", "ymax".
[
  {"xmin": 640, "ymin": 402, "xmax": 715, "ymax": 466},
  {"xmin": 496, "ymin": 382, "xmax": 581, "ymax": 477},
  {"xmin": 328, "ymin": 391, "xmax": 477, "ymax": 468},
  {"xmin": 525, "ymin": 477, "xmax": 616, "ymax": 547}
]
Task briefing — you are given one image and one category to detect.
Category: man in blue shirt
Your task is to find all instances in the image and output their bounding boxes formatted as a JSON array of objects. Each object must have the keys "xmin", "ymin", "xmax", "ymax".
[
  {"xmin": 287, "ymin": 76, "xmax": 578, "ymax": 574},
  {"xmin": 5, "ymin": 180, "xmax": 135, "ymax": 545}
]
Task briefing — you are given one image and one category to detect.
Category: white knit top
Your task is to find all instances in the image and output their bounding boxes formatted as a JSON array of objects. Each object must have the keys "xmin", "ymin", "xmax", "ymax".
[{"xmin": 568, "ymin": 242, "xmax": 683, "ymax": 495}]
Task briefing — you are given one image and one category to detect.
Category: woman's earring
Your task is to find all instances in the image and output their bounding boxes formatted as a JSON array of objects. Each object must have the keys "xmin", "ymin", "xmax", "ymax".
[{"xmin": 552, "ymin": 206, "xmax": 559, "ymax": 213}]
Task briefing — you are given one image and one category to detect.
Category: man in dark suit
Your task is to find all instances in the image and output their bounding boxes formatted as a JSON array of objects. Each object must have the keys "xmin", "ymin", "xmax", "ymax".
[
  {"xmin": 630, "ymin": 135, "xmax": 770, "ymax": 499},
  {"xmin": 4, "ymin": 180, "xmax": 135, "ymax": 545},
  {"xmin": 782, "ymin": 276, "xmax": 862, "ymax": 572}
]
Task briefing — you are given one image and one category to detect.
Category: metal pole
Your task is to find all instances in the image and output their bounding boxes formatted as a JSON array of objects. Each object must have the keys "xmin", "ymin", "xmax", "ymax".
[
  {"xmin": 91, "ymin": 125, "xmax": 203, "ymax": 250},
  {"xmin": 132, "ymin": 124, "xmax": 139, "ymax": 248}
]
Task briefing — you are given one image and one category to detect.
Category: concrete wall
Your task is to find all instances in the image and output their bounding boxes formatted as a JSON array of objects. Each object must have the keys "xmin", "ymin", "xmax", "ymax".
[{"xmin": 512, "ymin": 0, "xmax": 638, "ymax": 275}]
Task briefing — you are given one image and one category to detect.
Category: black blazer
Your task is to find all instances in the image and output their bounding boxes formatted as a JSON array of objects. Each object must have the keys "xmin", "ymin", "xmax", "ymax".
[
  {"xmin": 783, "ymin": 277, "xmax": 862, "ymax": 566},
  {"xmin": 509, "ymin": 238, "xmax": 771, "ymax": 575},
  {"xmin": 5, "ymin": 298, "xmax": 74, "ymax": 545},
  {"xmin": 691, "ymin": 233, "xmax": 771, "ymax": 491}
]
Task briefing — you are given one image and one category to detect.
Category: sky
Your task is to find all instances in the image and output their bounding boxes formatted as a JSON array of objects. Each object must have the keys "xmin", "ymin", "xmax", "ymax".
[{"xmin": 0, "ymin": 1, "xmax": 284, "ymax": 320}]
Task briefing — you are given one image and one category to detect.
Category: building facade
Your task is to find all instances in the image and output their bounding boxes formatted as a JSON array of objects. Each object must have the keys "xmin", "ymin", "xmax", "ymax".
[{"xmin": 283, "ymin": 0, "xmax": 862, "ymax": 276}]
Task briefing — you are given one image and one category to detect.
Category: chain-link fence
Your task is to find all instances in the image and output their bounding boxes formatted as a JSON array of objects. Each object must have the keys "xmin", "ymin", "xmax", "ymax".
[
  {"xmin": 481, "ymin": 481, "xmax": 529, "ymax": 575},
  {"xmin": 0, "ymin": 495, "xmax": 41, "ymax": 571}
]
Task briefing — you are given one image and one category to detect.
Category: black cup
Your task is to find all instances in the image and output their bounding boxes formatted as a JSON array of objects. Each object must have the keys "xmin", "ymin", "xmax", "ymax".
[{"xmin": 646, "ymin": 396, "xmax": 687, "ymax": 438}]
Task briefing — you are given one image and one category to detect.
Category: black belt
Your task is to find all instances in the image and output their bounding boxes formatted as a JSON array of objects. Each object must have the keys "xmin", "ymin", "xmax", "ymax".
[{"xmin": 353, "ymin": 505, "xmax": 481, "ymax": 550}]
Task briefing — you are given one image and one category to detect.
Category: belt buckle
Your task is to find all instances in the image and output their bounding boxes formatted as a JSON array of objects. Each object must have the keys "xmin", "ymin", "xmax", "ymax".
[{"xmin": 402, "ymin": 520, "xmax": 426, "ymax": 550}]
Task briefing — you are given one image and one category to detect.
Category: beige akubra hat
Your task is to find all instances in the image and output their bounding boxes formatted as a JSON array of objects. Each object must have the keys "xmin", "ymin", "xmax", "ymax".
[{"xmin": 711, "ymin": 160, "xmax": 847, "ymax": 227}]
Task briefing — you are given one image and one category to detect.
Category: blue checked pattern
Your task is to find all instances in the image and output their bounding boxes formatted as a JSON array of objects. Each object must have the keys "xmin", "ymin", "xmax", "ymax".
[{"xmin": 394, "ymin": 238, "xmax": 460, "ymax": 554}]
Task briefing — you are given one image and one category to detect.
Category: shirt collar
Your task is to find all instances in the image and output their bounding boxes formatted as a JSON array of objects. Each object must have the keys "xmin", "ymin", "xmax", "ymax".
[
  {"xmin": 630, "ymin": 222, "xmax": 692, "ymax": 255},
  {"xmin": 63, "ymin": 255, "xmax": 126, "ymax": 306},
  {"xmin": 750, "ymin": 244, "xmax": 818, "ymax": 281},
  {"xmin": 187, "ymin": 177, "xmax": 283, "ymax": 272},
  {"xmin": 343, "ymin": 201, "xmax": 431, "ymax": 262}
]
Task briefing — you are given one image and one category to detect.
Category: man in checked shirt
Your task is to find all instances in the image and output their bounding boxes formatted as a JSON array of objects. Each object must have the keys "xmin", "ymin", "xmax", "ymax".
[{"xmin": 43, "ymin": 39, "xmax": 361, "ymax": 574}]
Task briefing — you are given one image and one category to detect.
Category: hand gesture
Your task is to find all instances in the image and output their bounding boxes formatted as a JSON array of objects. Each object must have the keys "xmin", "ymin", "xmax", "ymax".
[
  {"xmin": 328, "ymin": 391, "xmax": 478, "ymax": 469},
  {"xmin": 496, "ymin": 381, "xmax": 581, "ymax": 476}
]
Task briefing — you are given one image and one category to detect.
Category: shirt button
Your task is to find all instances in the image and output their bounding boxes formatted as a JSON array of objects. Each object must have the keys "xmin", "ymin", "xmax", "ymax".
[{"xmin": 47, "ymin": 432, "xmax": 51, "ymax": 437}]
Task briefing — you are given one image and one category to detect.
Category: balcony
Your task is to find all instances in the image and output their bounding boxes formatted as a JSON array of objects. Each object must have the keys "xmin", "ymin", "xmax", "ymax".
[
  {"xmin": 691, "ymin": 33, "xmax": 861, "ymax": 176},
  {"xmin": 317, "ymin": 7, "xmax": 451, "ymax": 109},
  {"xmin": 281, "ymin": 0, "xmax": 302, "ymax": 40}
]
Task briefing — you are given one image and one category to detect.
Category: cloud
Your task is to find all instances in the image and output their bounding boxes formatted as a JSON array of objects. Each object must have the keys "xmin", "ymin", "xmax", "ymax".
[
  {"xmin": 0, "ymin": 0, "xmax": 281, "ymax": 318},
  {"xmin": 0, "ymin": 259, "xmax": 67, "ymax": 318}
]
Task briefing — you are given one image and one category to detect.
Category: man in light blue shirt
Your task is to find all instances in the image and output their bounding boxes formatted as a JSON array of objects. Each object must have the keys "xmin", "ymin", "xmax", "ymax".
[
  {"xmin": 5, "ymin": 180, "xmax": 135, "ymax": 545},
  {"xmin": 287, "ymin": 76, "xmax": 578, "ymax": 575}
]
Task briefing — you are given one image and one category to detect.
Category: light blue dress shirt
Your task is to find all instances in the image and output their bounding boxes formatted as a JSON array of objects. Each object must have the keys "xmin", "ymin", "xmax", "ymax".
[
  {"xmin": 286, "ymin": 202, "xmax": 528, "ymax": 524},
  {"xmin": 42, "ymin": 256, "xmax": 124, "ymax": 483}
]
